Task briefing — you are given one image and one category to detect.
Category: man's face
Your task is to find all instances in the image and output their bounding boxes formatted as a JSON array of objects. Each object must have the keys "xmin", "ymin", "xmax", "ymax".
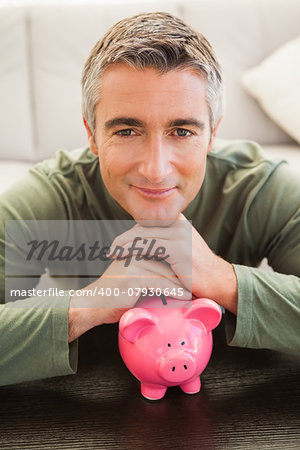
[{"xmin": 86, "ymin": 64, "xmax": 218, "ymax": 222}]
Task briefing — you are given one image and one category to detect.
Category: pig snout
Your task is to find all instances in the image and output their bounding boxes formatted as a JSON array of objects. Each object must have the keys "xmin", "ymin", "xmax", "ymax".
[{"xmin": 158, "ymin": 350, "xmax": 196, "ymax": 383}]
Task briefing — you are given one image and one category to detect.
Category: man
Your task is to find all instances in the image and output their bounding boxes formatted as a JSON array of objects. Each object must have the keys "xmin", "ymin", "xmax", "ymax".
[{"xmin": 0, "ymin": 12, "xmax": 299, "ymax": 386}]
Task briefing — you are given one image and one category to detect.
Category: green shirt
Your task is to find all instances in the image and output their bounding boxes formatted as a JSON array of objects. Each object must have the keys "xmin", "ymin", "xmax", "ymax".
[{"xmin": 0, "ymin": 139, "xmax": 299, "ymax": 386}]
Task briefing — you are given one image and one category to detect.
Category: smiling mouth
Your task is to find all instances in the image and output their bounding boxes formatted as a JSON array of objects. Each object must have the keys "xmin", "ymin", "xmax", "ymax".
[{"xmin": 131, "ymin": 185, "xmax": 177, "ymax": 198}]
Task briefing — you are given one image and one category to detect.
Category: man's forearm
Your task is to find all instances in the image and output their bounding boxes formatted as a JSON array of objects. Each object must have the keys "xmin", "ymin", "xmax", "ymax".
[
  {"xmin": 68, "ymin": 307, "xmax": 96, "ymax": 343},
  {"xmin": 0, "ymin": 296, "xmax": 75, "ymax": 386},
  {"xmin": 192, "ymin": 254, "xmax": 238, "ymax": 315},
  {"xmin": 68, "ymin": 304, "xmax": 132, "ymax": 342},
  {"xmin": 228, "ymin": 265, "xmax": 300, "ymax": 354}
]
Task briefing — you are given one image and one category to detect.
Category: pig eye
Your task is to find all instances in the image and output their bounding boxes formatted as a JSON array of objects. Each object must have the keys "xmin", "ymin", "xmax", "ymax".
[
  {"xmin": 181, "ymin": 341, "xmax": 185, "ymax": 346},
  {"xmin": 167, "ymin": 343, "xmax": 171, "ymax": 347}
]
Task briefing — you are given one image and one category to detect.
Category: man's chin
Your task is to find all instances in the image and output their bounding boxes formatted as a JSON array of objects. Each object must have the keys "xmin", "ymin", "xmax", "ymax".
[
  {"xmin": 136, "ymin": 218, "xmax": 177, "ymax": 227},
  {"xmin": 132, "ymin": 209, "xmax": 182, "ymax": 227}
]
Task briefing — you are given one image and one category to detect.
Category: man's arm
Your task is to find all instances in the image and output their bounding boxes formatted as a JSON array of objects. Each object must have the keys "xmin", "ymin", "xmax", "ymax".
[
  {"xmin": 0, "ymin": 296, "xmax": 77, "ymax": 386},
  {"xmin": 68, "ymin": 306, "xmax": 128, "ymax": 343},
  {"xmin": 185, "ymin": 226, "xmax": 238, "ymax": 314},
  {"xmin": 226, "ymin": 265, "xmax": 300, "ymax": 354},
  {"xmin": 0, "ymin": 174, "xmax": 78, "ymax": 386}
]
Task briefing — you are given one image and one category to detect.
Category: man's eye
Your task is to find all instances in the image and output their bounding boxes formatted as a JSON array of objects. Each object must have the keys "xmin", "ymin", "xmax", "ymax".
[
  {"xmin": 116, "ymin": 129, "xmax": 135, "ymax": 136},
  {"xmin": 175, "ymin": 128, "xmax": 192, "ymax": 137}
]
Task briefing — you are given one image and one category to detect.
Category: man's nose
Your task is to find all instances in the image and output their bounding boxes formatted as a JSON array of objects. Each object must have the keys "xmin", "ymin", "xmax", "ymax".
[{"xmin": 138, "ymin": 136, "xmax": 172, "ymax": 183}]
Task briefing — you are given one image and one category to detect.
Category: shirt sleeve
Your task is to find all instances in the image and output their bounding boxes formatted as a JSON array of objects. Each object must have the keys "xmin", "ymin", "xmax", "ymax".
[
  {"xmin": 226, "ymin": 266, "xmax": 300, "ymax": 354},
  {"xmin": 225, "ymin": 162, "xmax": 300, "ymax": 354},
  {"xmin": 0, "ymin": 295, "xmax": 78, "ymax": 386},
  {"xmin": 0, "ymin": 168, "xmax": 79, "ymax": 386}
]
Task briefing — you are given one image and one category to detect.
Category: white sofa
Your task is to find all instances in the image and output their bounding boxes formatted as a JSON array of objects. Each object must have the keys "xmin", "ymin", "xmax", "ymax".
[{"xmin": 0, "ymin": 0, "xmax": 299, "ymax": 193}]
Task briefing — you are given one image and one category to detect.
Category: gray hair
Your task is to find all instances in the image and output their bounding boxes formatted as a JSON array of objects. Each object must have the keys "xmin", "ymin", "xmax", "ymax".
[{"xmin": 81, "ymin": 12, "xmax": 224, "ymax": 137}]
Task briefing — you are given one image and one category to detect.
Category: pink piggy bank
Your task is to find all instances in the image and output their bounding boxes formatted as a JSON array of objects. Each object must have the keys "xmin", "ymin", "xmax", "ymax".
[{"xmin": 119, "ymin": 295, "xmax": 222, "ymax": 400}]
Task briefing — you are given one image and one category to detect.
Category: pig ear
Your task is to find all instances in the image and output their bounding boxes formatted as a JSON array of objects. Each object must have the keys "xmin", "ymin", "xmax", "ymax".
[
  {"xmin": 183, "ymin": 298, "xmax": 222, "ymax": 332},
  {"xmin": 119, "ymin": 308, "xmax": 158, "ymax": 343}
]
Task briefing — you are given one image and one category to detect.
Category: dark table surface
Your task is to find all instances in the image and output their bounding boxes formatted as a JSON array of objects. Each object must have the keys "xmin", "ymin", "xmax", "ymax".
[{"xmin": 0, "ymin": 318, "xmax": 299, "ymax": 449}]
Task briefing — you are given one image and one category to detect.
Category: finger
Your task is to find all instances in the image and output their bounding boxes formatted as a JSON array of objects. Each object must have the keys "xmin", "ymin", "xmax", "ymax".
[
  {"xmin": 144, "ymin": 278, "xmax": 192, "ymax": 301},
  {"xmin": 108, "ymin": 239, "xmax": 173, "ymax": 262},
  {"xmin": 108, "ymin": 230, "xmax": 191, "ymax": 257},
  {"xmin": 109, "ymin": 220, "xmax": 191, "ymax": 249}
]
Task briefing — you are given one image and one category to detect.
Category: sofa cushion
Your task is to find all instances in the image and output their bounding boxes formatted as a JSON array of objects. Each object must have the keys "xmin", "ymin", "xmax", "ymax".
[
  {"xmin": 241, "ymin": 35, "xmax": 300, "ymax": 145},
  {"xmin": 182, "ymin": 0, "xmax": 300, "ymax": 145}
]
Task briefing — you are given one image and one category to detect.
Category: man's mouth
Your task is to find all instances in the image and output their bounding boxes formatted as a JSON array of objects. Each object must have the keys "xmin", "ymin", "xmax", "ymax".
[{"xmin": 131, "ymin": 185, "xmax": 177, "ymax": 198}]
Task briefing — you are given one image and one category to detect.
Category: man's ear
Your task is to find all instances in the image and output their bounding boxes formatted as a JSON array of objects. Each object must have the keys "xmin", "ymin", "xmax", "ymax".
[
  {"xmin": 207, "ymin": 117, "xmax": 222, "ymax": 153},
  {"xmin": 83, "ymin": 116, "xmax": 98, "ymax": 155}
]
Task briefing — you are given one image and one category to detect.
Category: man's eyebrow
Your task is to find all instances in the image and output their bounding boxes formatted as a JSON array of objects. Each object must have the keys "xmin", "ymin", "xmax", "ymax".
[
  {"xmin": 104, "ymin": 117, "xmax": 144, "ymax": 130},
  {"xmin": 104, "ymin": 117, "xmax": 205, "ymax": 131},
  {"xmin": 168, "ymin": 119, "xmax": 205, "ymax": 130}
]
